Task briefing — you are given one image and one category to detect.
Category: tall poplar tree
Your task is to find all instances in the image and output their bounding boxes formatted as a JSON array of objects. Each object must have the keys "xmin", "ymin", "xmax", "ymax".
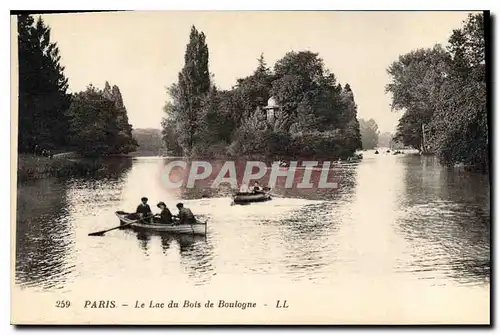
[
  {"xmin": 167, "ymin": 26, "xmax": 210, "ymax": 155},
  {"xmin": 341, "ymin": 83, "xmax": 363, "ymax": 152}
]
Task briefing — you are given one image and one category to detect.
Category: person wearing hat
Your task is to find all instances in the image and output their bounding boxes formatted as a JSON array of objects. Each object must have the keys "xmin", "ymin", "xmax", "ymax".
[
  {"xmin": 136, "ymin": 197, "xmax": 153, "ymax": 220},
  {"xmin": 176, "ymin": 203, "xmax": 196, "ymax": 225},
  {"xmin": 155, "ymin": 202, "xmax": 173, "ymax": 225},
  {"xmin": 252, "ymin": 181, "xmax": 262, "ymax": 193}
]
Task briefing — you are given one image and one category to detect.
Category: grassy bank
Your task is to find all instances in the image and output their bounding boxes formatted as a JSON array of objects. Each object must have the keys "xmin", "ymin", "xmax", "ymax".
[{"xmin": 17, "ymin": 154, "xmax": 104, "ymax": 182}]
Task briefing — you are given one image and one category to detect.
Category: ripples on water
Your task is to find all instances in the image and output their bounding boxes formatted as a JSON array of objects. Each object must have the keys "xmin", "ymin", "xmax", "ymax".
[{"xmin": 15, "ymin": 154, "xmax": 490, "ymax": 292}]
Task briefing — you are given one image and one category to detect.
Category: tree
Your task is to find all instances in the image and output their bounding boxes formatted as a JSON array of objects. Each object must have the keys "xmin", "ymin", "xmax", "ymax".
[
  {"xmin": 430, "ymin": 13, "xmax": 487, "ymax": 169},
  {"xmin": 271, "ymin": 51, "xmax": 326, "ymax": 124},
  {"xmin": 340, "ymin": 83, "xmax": 363, "ymax": 152},
  {"xmin": 386, "ymin": 13, "xmax": 487, "ymax": 170},
  {"xmin": 133, "ymin": 128, "xmax": 165, "ymax": 156},
  {"xmin": 228, "ymin": 111, "xmax": 270, "ymax": 157},
  {"xmin": 67, "ymin": 84, "xmax": 138, "ymax": 156},
  {"xmin": 160, "ymin": 117, "xmax": 183, "ymax": 156},
  {"xmin": 103, "ymin": 82, "xmax": 138, "ymax": 153},
  {"xmin": 270, "ymin": 52, "xmax": 349, "ymax": 133},
  {"xmin": 17, "ymin": 15, "xmax": 70, "ymax": 152},
  {"xmin": 163, "ymin": 26, "xmax": 210, "ymax": 156},
  {"xmin": 268, "ymin": 51, "xmax": 362, "ymax": 158},
  {"xmin": 163, "ymin": 35, "xmax": 363, "ymax": 159},
  {"xmin": 386, "ymin": 45, "xmax": 451, "ymax": 149},
  {"xmin": 394, "ymin": 111, "xmax": 423, "ymax": 148},
  {"xmin": 359, "ymin": 118, "xmax": 379, "ymax": 150},
  {"xmin": 229, "ymin": 54, "xmax": 274, "ymax": 124},
  {"xmin": 273, "ymin": 51, "xmax": 325, "ymax": 92}
]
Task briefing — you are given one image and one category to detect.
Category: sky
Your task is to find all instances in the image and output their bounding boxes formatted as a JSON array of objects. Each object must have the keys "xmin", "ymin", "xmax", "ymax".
[{"xmin": 39, "ymin": 11, "xmax": 477, "ymax": 133}]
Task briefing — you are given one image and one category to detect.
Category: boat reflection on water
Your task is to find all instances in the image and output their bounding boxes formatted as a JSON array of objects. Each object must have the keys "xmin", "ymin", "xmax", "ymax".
[
  {"xmin": 128, "ymin": 227, "xmax": 207, "ymax": 253},
  {"xmin": 159, "ymin": 233, "xmax": 207, "ymax": 254},
  {"xmin": 126, "ymin": 227, "xmax": 215, "ymax": 285}
]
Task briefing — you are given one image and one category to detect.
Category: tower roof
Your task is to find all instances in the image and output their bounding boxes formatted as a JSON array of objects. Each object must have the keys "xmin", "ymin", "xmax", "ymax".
[{"xmin": 264, "ymin": 96, "xmax": 279, "ymax": 109}]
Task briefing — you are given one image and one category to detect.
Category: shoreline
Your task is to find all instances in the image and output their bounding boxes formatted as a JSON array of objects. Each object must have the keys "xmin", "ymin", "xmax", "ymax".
[
  {"xmin": 17, "ymin": 148, "xmax": 487, "ymax": 182},
  {"xmin": 17, "ymin": 154, "xmax": 104, "ymax": 182}
]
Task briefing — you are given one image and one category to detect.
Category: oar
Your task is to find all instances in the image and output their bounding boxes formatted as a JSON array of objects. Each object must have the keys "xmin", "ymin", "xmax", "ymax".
[
  {"xmin": 262, "ymin": 187, "xmax": 284, "ymax": 198},
  {"xmin": 88, "ymin": 215, "xmax": 152, "ymax": 237}
]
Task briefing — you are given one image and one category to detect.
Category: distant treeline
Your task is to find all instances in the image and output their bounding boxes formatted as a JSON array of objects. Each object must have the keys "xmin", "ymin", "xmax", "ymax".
[
  {"xmin": 162, "ymin": 26, "xmax": 362, "ymax": 159},
  {"xmin": 386, "ymin": 13, "xmax": 488, "ymax": 170},
  {"xmin": 17, "ymin": 15, "xmax": 137, "ymax": 157},
  {"xmin": 131, "ymin": 128, "xmax": 167, "ymax": 156},
  {"xmin": 359, "ymin": 118, "xmax": 379, "ymax": 150}
]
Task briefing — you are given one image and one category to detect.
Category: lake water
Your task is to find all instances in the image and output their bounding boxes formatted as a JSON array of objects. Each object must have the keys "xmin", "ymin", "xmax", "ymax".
[{"xmin": 14, "ymin": 151, "xmax": 490, "ymax": 323}]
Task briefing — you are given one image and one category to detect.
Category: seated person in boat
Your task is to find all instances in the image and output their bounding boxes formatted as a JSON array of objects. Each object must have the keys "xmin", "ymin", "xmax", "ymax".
[
  {"xmin": 279, "ymin": 160, "xmax": 289, "ymax": 167},
  {"xmin": 252, "ymin": 181, "xmax": 262, "ymax": 193},
  {"xmin": 176, "ymin": 203, "xmax": 196, "ymax": 225},
  {"xmin": 136, "ymin": 197, "xmax": 153, "ymax": 221},
  {"xmin": 156, "ymin": 202, "xmax": 173, "ymax": 224},
  {"xmin": 239, "ymin": 183, "xmax": 249, "ymax": 193}
]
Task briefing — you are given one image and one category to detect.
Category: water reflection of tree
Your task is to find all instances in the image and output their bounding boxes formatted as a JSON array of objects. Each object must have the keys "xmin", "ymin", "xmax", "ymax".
[
  {"xmin": 174, "ymin": 234, "xmax": 215, "ymax": 285},
  {"xmin": 272, "ymin": 163, "xmax": 358, "ymax": 201},
  {"xmin": 275, "ymin": 165, "xmax": 358, "ymax": 280},
  {"xmin": 398, "ymin": 155, "xmax": 490, "ymax": 284},
  {"xmin": 15, "ymin": 158, "xmax": 134, "ymax": 291},
  {"xmin": 65, "ymin": 158, "xmax": 133, "ymax": 207},
  {"xmin": 71, "ymin": 157, "xmax": 133, "ymax": 183},
  {"xmin": 15, "ymin": 178, "xmax": 72, "ymax": 290}
]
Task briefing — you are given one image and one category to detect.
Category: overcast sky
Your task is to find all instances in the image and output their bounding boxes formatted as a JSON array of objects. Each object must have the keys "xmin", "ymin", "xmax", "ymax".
[{"xmin": 39, "ymin": 11, "xmax": 476, "ymax": 133}]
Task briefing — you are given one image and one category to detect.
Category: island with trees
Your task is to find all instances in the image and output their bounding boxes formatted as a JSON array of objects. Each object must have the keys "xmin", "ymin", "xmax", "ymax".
[{"xmin": 162, "ymin": 26, "xmax": 363, "ymax": 160}]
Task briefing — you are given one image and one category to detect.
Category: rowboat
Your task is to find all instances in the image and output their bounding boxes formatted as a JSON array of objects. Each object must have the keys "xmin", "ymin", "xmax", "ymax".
[
  {"xmin": 232, "ymin": 191, "xmax": 272, "ymax": 204},
  {"xmin": 115, "ymin": 211, "xmax": 207, "ymax": 235}
]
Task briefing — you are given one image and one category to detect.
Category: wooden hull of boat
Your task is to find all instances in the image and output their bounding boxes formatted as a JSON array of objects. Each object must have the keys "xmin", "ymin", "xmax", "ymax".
[
  {"xmin": 115, "ymin": 212, "xmax": 207, "ymax": 235},
  {"xmin": 233, "ymin": 192, "xmax": 271, "ymax": 204}
]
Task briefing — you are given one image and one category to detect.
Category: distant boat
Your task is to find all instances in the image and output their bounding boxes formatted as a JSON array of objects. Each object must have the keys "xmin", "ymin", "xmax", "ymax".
[{"xmin": 232, "ymin": 191, "xmax": 272, "ymax": 205}]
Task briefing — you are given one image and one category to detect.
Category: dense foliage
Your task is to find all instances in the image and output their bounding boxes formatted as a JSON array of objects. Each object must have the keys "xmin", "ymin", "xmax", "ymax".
[
  {"xmin": 17, "ymin": 15, "xmax": 138, "ymax": 157},
  {"xmin": 132, "ymin": 128, "xmax": 166, "ymax": 156},
  {"xmin": 163, "ymin": 28, "xmax": 362, "ymax": 159},
  {"xmin": 67, "ymin": 83, "xmax": 138, "ymax": 157},
  {"xmin": 359, "ymin": 118, "xmax": 380, "ymax": 150},
  {"xmin": 17, "ymin": 15, "xmax": 70, "ymax": 152},
  {"xmin": 162, "ymin": 26, "xmax": 210, "ymax": 156},
  {"xmin": 386, "ymin": 13, "xmax": 487, "ymax": 170}
]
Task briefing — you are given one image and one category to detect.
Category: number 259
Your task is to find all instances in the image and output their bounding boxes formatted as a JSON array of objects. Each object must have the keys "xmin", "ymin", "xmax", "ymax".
[{"xmin": 56, "ymin": 300, "xmax": 71, "ymax": 308}]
